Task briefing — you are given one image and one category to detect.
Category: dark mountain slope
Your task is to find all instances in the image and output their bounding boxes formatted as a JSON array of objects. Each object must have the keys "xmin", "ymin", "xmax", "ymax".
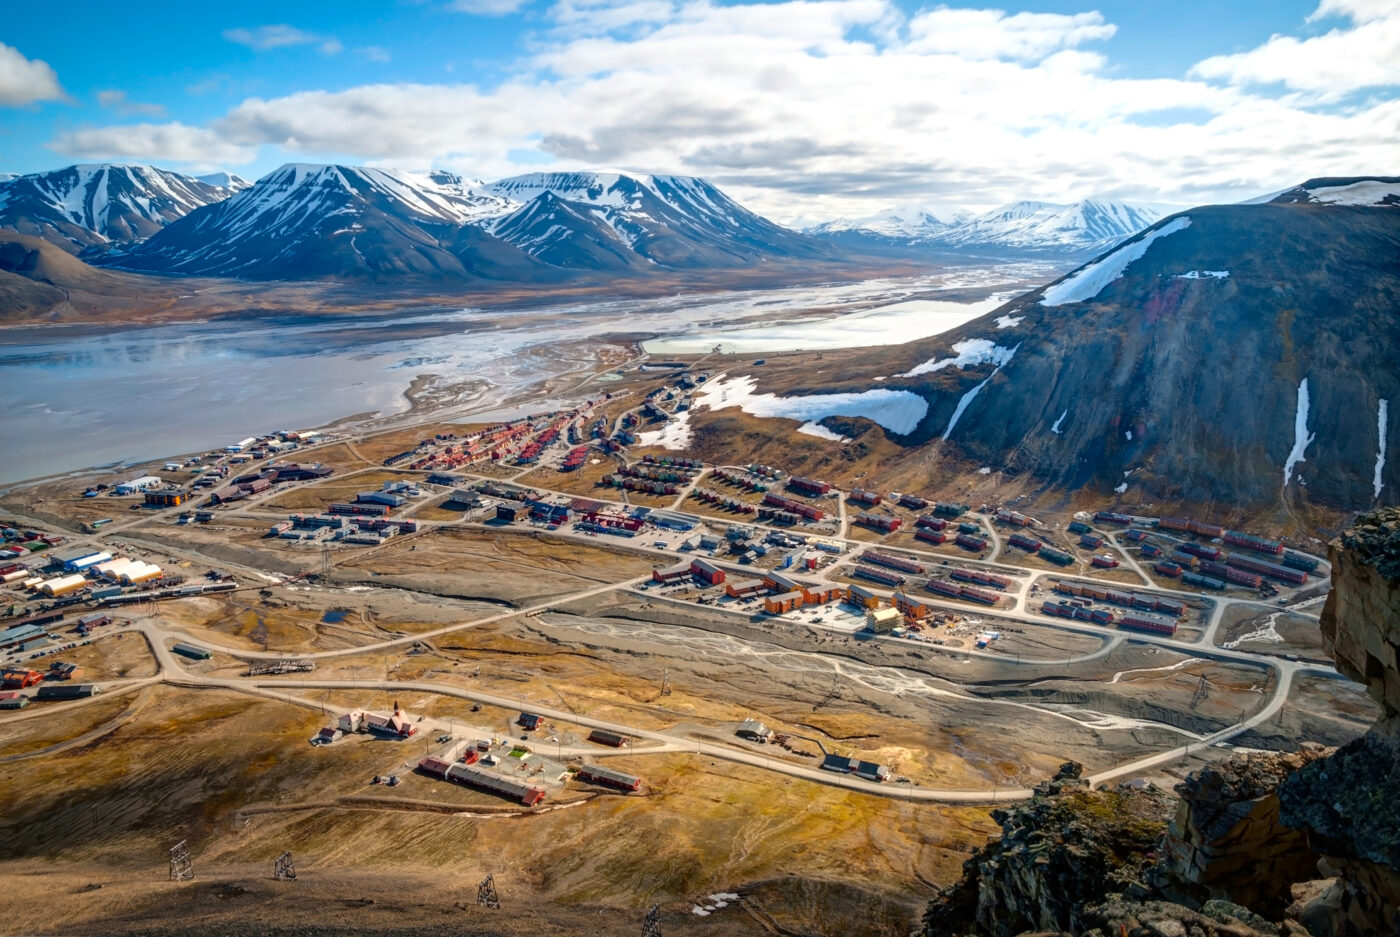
[{"xmin": 774, "ymin": 186, "xmax": 1400, "ymax": 512}]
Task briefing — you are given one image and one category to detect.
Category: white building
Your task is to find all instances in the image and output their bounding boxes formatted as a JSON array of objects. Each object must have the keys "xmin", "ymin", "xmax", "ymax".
[{"xmin": 114, "ymin": 476, "xmax": 163, "ymax": 495}]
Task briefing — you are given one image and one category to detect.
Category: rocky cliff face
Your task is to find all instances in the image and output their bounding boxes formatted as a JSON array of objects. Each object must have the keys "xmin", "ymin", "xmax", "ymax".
[{"xmin": 1276, "ymin": 507, "xmax": 1400, "ymax": 937}]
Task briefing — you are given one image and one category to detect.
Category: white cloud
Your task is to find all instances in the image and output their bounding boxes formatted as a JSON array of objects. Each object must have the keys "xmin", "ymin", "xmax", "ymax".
[
  {"xmin": 48, "ymin": 122, "xmax": 256, "ymax": 168},
  {"xmin": 357, "ymin": 46, "xmax": 392, "ymax": 62},
  {"xmin": 96, "ymin": 89, "xmax": 167, "ymax": 118},
  {"xmin": 41, "ymin": 1, "xmax": 1400, "ymax": 219},
  {"xmin": 905, "ymin": 8, "xmax": 1116, "ymax": 60},
  {"xmin": 450, "ymin": 0, "xmax": 535, "ymax": 14},
  {"xmin": 0, "ymin": 42, "xmax": 66, "ymax": 107},
  {"xmin": 223, "ymin": 25, "xmax": 343, "ymax": 54},
  {"xmin": 1191, "ymin": 0, "xmax": 1400, "ymax": 96}
]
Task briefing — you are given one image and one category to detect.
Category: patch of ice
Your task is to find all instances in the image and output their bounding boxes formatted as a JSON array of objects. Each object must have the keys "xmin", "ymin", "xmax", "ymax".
[
  {"xmin": 797, "ymin": 421, "xmax": 849, "ymax": 442},
  {"xmin": 1223, "ymin": 612, "xmax": 1286, "ymax": 649},
  {"xmin": 636, "ymin": 412, "xmax": 693, "ymax": 450},
  {"xmin": 1283, "ymin": 378, "xmax": 1316, "ymax": 487},
  {"xmin": 691, "ymin": 907, "xmax": 711, "ymax": 916},
  {"xmin": 1050, "ymin": 409, "xmax": 1067, "ymax": 434},
  {"xmin": 1113, "ymin": 482, "xmax": 1128, "ymax": 493},
  {"xmin": 1125, "ymin": 430, "xmax": 1133, "ymax": 441},
  {"xmin": 696, "ymin": 373, "xmax": 927, "ymax": 436},
  {"xmin": 1305, "ymin": 180, "xmax": 1400, "ymax": 206},
  {"xmin": 994, "ymin": 314, "xmax": 1024, "ymax": 329},
  {"xmin": 1040, "ymin": 216, "xmax": 1192, "ymax": 306},
  {"xmin": 1376, "ymin": 398, "xmax": 1389, "ymax": 500},
  {"xmin": 941, "ymin": 363, "xmax": 1008, "ymax": 440},
  {"xmin": 902, "ymin": 339, "xmax": 1019, "ymax": 377},
  {"xmin": 1174, "ymin": 270, "xmax": 1229, "ymax": 279},
  {"xmin": 977, "ymin": 466, "xmax": 992, "ymax": 474}
]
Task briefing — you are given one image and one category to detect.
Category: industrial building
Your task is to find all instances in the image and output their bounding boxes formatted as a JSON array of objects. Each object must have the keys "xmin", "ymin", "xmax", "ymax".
[
  {"xmin": 575, "ymin": 764, "xmax": 642, "ymax": 792},
  {"xmin": 429, "ymin": 759, "xmax": 547, "ymax": 806},
  {"xmin": 588, "ymin": 729, "xmax": 628, "ymax": 747},
  {"xmin": 172, "ymin": 642, "xmax": 212, "ymax": 660},
  {"xmin": 0, "ymin": 692, "xmax": 29, "ymax": 710},
  {"xmin": 114, "ymin": 476, "xmax": 163, "ymax": 495},
  {"xmin": 821, "ymin": 754, "xmax": 892, "ymax": 782},
  {"xmin": 34, "ymin": 684, "xmax": 99, "ymax": 701}
]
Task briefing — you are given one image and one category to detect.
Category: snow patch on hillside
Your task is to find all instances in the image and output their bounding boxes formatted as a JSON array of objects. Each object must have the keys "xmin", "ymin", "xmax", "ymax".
[
  {"xmin": 942, "ymin": 364, "xmax": 1008, "ymax": 440},
  {"xmin": 1175, "ymin": 270, "xmax": 1229, "ymax": 279},
  {"xmin": 1051, "ymin": 409, "xmax": 1067, "ymax": 434},
  {"xmin": 994, "ymin": 314, "xmax": 1023, "ymax": 328},
  {"xmin": 1306, "ymin": 180, "xmax": 1400, "ymax": 206},
  {"xmin": 903, "ymin": 339, "xmax": 1019, "ymax": 377},
  {"xmin": 696, "ymin": 374, "xmax": 927, "ymax": 435},
  {"xmin": 637, "ymin": 413, "xmax": 693, "ymax": 450},
  {"xmin": 1040, "ymin": 216, "xmax": 1191, "ymax": 307},
  {"xmin": 1283, "ymin": 378, "xmax": 1316, "ymax": 487},
  {"xmin": 797, "ymin": 421, "xmax": 849, "ymax": 442},
  {"xmin": 1376, "ymin": 398, "xmax": 1389, "ymax": 500}
]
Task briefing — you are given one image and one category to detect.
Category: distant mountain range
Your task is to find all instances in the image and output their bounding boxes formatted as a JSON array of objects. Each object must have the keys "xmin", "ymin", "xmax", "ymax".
[
  {"xmin": 806, "ymin": 198, "xmax": 1178, "ymax": 259},
  {"xmin": 78, "ymin": 164, "xmax": 836, "ymax": 281},
  {"xmin": 0, "ymin": 162, "xmax": 1188, "ymax": 282},
  {"xmin": 0, "ymin": 165, "xmax": 248, "ymax": 253}
]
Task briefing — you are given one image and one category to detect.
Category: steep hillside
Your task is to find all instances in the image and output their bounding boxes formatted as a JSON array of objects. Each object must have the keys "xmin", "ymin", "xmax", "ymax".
[
  {"xmin": 0, "ymin": 164, "xmax": 243, "ymax": 252},
  {"xmin": 704, "ymin": 179, "xmax": 1399, "ymax": 514}
]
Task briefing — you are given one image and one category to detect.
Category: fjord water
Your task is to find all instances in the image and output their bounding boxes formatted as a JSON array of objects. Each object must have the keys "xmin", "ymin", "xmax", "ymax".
[{"xmin": 0, "ymin": 268, "xmax": 1042, "ymax": 484}]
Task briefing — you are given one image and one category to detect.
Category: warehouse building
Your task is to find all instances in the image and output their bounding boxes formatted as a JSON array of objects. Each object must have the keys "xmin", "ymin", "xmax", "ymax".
[
  {"xmin": 172, "ymin": 642, "xmax": 211, "ymax": 660},
  {"xmin": 575, "ymin": 764, "xmax": 642, "ymax": 792},
  {"xmin": 34, "ymin": 683, "xmax": 100, "ymax": 701},
  {"xmin": 115, "ymin": 476, "xmax": 163, "ymax": 495},
  {"xmin": 40, "ymin": 574, "xmax": 89, "ymax": 596},
  {"xmin": 820, "ymin": 754, "xmax": 892, "ymax": 782},
  {"xmin": 52, "ymin": 547, "xmax": 105, "ymax": 571}
]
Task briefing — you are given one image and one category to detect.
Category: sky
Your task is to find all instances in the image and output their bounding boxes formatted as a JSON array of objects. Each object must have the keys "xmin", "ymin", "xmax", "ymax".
[{"xmin": 1, "ymin": 0, "xmax": 1397, "ymax": 222}]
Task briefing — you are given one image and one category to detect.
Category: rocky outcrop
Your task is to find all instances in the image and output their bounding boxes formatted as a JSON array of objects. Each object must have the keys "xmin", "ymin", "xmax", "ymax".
[
  {"xmin": 1153, "ymin": 748, "xmax": 1328, "ymax": 917},
  {"xmin": 922, "ymin": 763, "xmax": 1176, "ymax": 937},
  {"xmin": 1317, "ymin": 508, "xmax": 1400, "ymax": 724},
  {"xmin": 1274, "ymin": 508, "xmax": 1400, "ymax": 937}
]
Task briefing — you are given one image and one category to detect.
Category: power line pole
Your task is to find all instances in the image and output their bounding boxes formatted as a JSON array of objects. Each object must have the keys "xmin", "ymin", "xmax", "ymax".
[
  {"xmin": 477, "ymin": 873, "xmax": 500, "ymax": 909},
  {"xmin": 273, "ymin": 851, "xmax": 296, "ymax": 881},
  {"xmin": 169, "ymin": 840, "xmax": 194, "ymax": 881},
  {"xmin": 642, "ymin": 903, "xmax": 662, "ymax": 937}
]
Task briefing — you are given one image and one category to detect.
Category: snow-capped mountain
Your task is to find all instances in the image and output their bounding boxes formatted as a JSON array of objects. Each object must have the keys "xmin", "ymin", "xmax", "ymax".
[
  {"xmin": 0, "ymin": 164, "xmax": 246, "ymax": 252},
  {"xmin": 101, "ymin": 164, "xmax": 835, "ymax": 280},
  {"xmin": 808, "ymin": 197, "xmax": 1177, "ymax": 259},
  {"xmin": 195, "ymin": 171, "xmax": 252, "ymax": 192},
  {"xmin": 484, "ymin": 171, "xmax": 833, "ymax": 268},
  {"xmin": 102, "ymin": 164, "xmax": 538, "ymax": 281}
]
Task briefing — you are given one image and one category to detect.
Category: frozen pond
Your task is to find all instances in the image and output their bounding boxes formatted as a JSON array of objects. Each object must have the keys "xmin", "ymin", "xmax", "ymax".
[{"xmin": 0, "ymin": 264, "xmax": 1050, "ymax": 484}]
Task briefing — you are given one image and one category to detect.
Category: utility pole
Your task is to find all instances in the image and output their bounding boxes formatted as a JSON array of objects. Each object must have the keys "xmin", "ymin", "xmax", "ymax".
[
  {"xmin": 477, "ymin": 873, "xmax": 501, "ymax": 909},
  {"xmin": 273, "ymin": 851, "xmax": 296, "ymax": 881},
  {"xmin": 642, "ymin": 903, "xmax": 663, "ymax": 937},
  {"xmin": 169, "ymin": 840, "xmax": 194, "ymax": 881}
]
